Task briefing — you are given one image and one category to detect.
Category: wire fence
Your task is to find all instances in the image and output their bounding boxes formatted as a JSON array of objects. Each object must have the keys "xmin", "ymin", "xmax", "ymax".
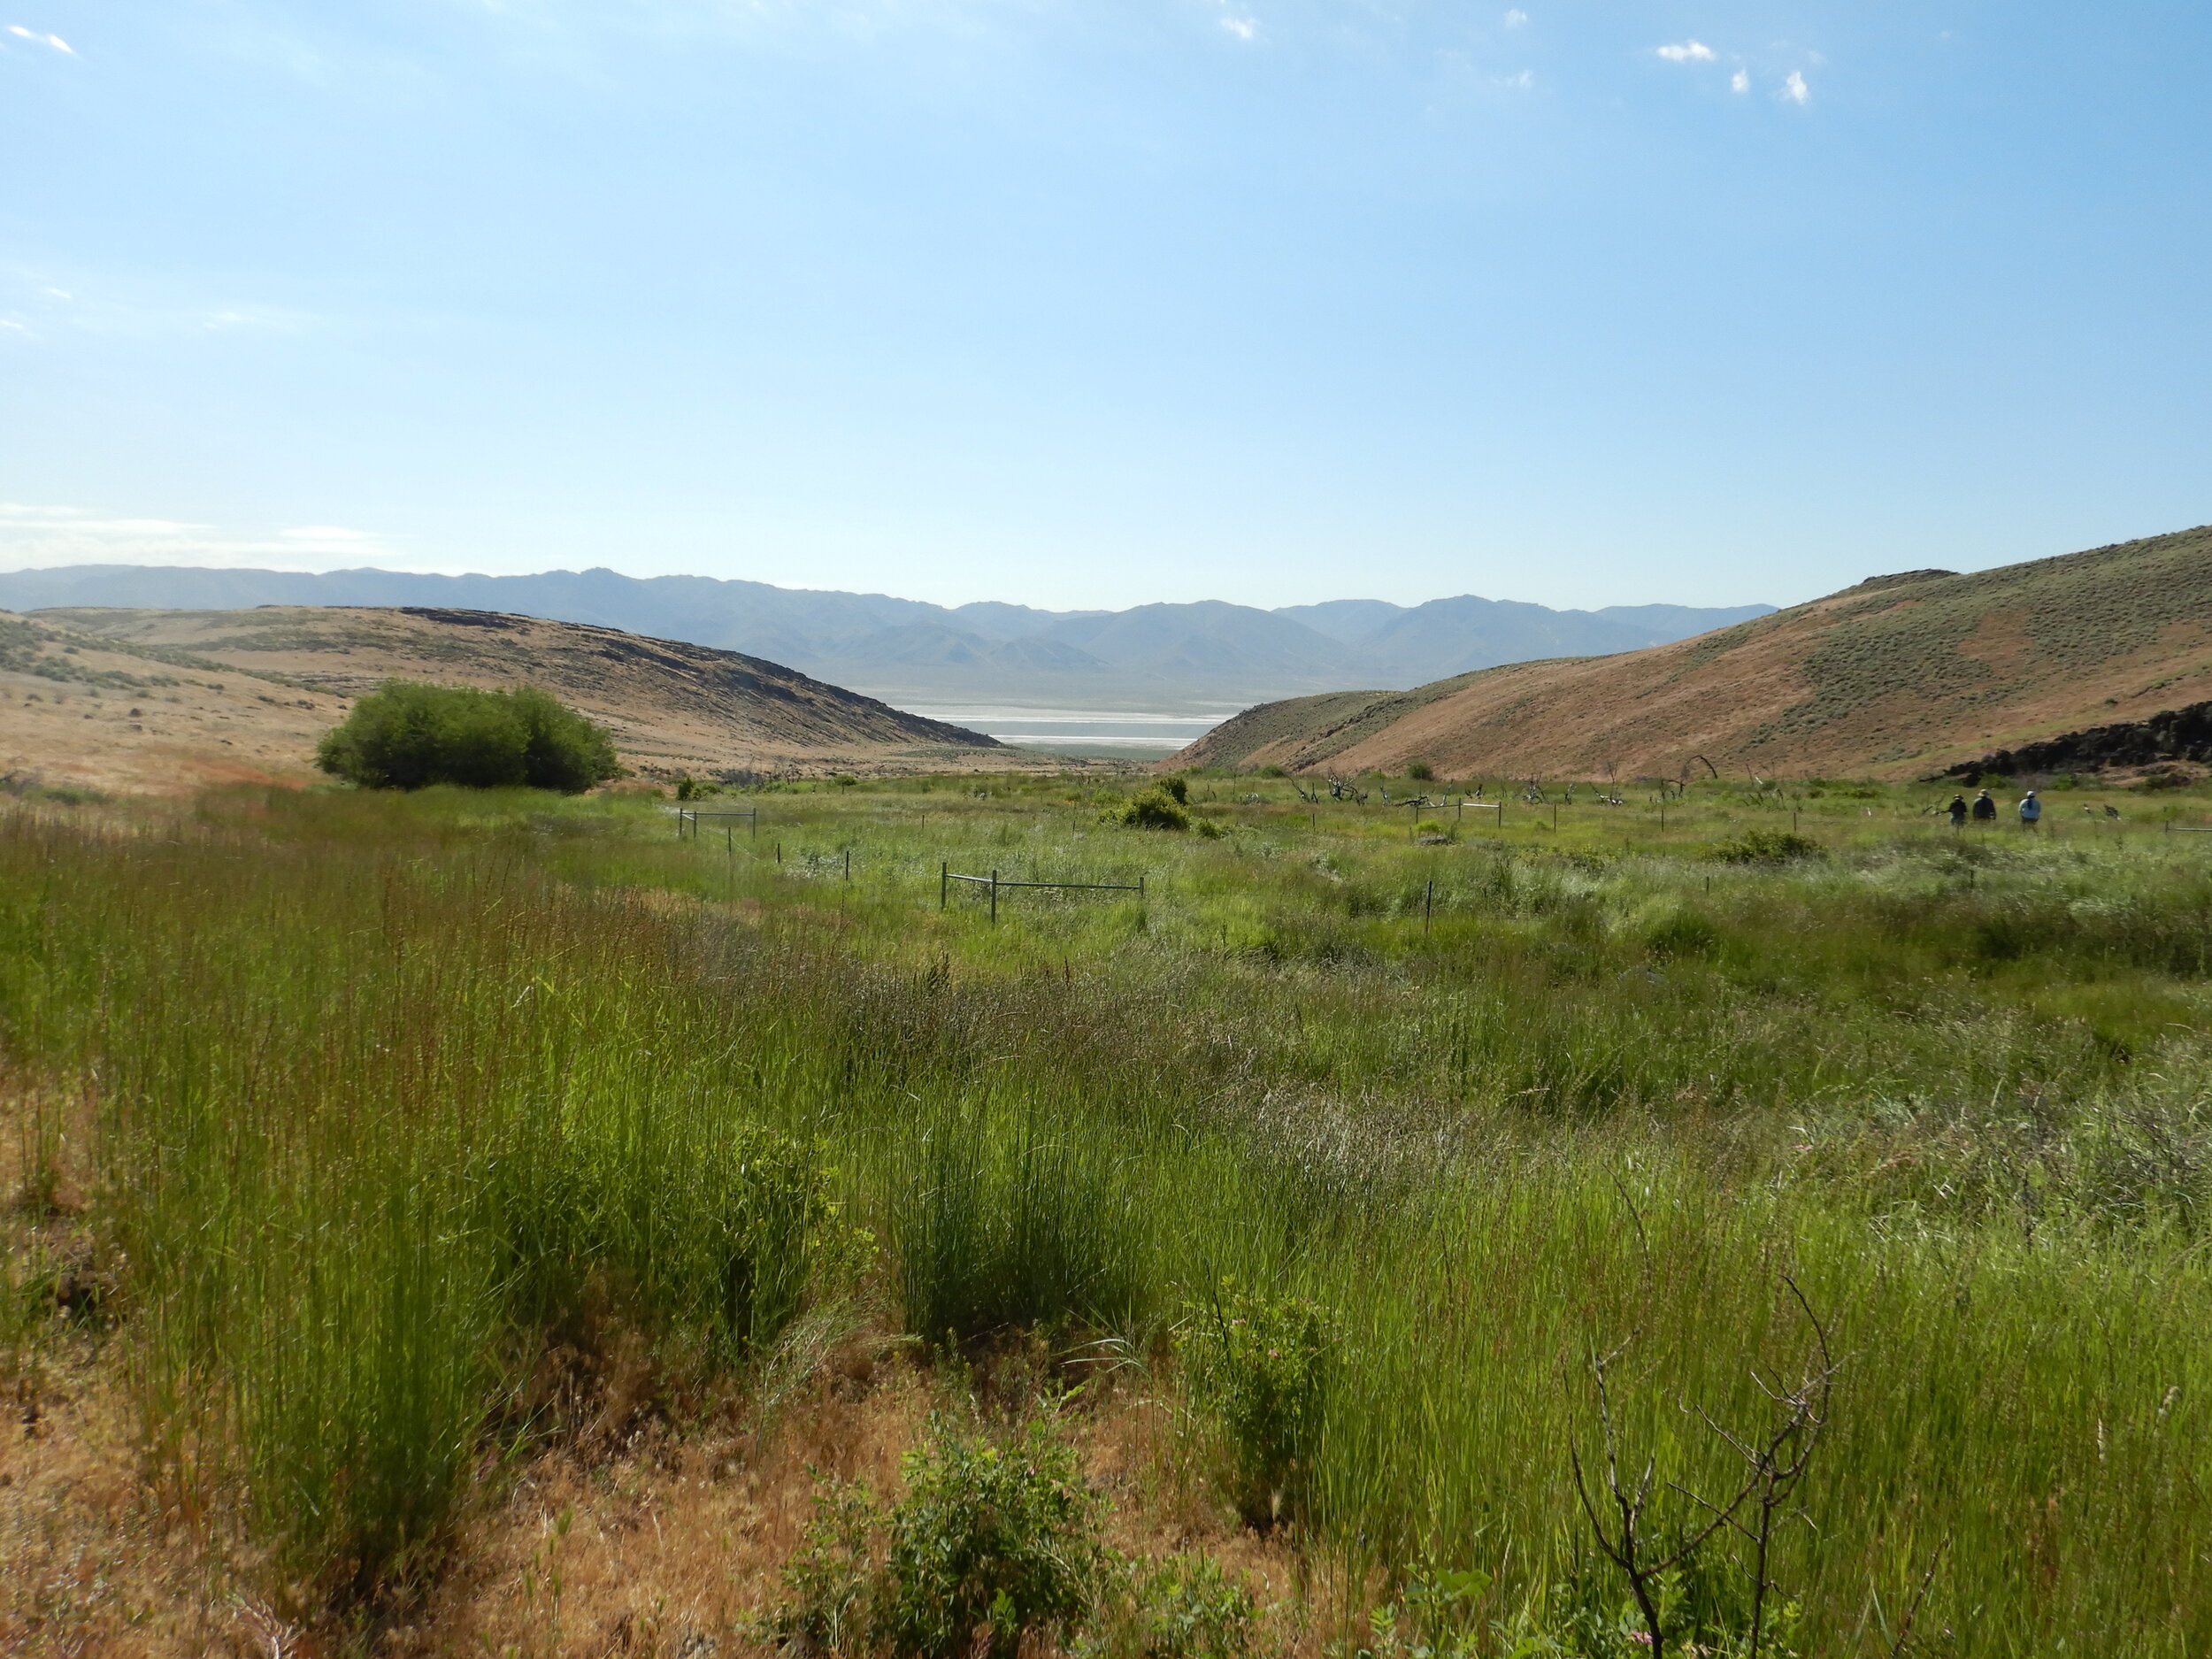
[{"xmin": 940, "ymin": 863, "xmax": 1146, "ymax": 924}]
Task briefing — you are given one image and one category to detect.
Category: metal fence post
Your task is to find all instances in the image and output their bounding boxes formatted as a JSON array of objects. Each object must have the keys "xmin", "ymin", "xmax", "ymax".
[
  {"xmin": 990, "ymin": 870, "xmax": 998, "ymax": 925},
  {"xmin": 941, "ymin": 862, "xmax": 949, "ymax": 909}
]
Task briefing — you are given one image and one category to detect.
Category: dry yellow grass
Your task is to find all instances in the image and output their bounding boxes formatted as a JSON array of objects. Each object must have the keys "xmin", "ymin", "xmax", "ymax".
[
  {"xmin": 1177, "ymin": 523, "xmax": 2212, "ymax": 780},
  {"xmin": 0, "ymin": 606, "xmax": 1119, "ymax": 796}
]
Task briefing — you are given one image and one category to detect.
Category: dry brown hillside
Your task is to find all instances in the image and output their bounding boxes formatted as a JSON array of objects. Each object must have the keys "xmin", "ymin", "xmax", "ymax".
[
  {"xmin": 3, "ymin": 605, "xmax": 1021, "ymax": 795},
  {"xmin": 1175, "ymin": 523, "xmax": 2212, "ymax": 780}
]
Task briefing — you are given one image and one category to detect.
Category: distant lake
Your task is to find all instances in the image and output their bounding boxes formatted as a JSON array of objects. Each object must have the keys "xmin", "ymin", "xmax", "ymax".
[{"xmin": 892, "ymin": 704, "xmax": 1226, "ymax": 753}]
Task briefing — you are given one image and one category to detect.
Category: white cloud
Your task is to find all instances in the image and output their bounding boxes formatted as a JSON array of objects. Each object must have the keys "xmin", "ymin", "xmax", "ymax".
[
  {"xmin": 1655, "ymin": 40, "xmax": 1715, "ymax": 63},
  {"xmin": 0, "ymin": 503, "xmax": 414, "ymax": 572},
  {"xmin": 1497, "ymin": 68, "xmax": 1533, "ymax": 89},
  {"xmin": 0, "ymin": 265, "xmax": 311, "ymax": 340},
  {"xmin": 1730, "ymin": 68, "xmax": 1748, "ymax": 92},
  {"xmin": 1779, "ymin": 70, "xmax": 1809, "ymax": 104},
  {"xmin": 281, "ymin": 526, "xmax": 382, "ymax": 544},
  {"xmin": 4, "ymin": 23, "xmax": 72, "ymax": 51},
  {"xmin": 1218, "ymin": 12, "xmax": 1256, "ymax": 42},
  {"xmin": 1503, "ymin": 8, "xmax": 1527, "ymax": 27}
]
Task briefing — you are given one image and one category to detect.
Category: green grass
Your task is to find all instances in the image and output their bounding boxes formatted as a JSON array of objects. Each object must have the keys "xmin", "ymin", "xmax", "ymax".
[{"xmin": 4, "ymin": 772, "xmax": 2212, "ymax": 1648}]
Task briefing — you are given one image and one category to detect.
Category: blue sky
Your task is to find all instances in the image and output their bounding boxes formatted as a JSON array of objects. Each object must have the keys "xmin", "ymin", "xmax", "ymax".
[{"xmin": 2, "ymin": 1, "xmax": 2208, "ymax": 611}]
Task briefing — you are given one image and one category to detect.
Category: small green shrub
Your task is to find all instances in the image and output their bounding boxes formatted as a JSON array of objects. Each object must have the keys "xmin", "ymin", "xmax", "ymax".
[
  {"xmin": 1177, "ymin": 1281, "xmax": 1338, "ymax": 1528},
  {"xmin": 1256, "ymin": 764, "xmax": 1287, "ymax": 779},
  {"xmin": 673, "ymin": 774, "xmax": 719, "ymax": 800},
  {"xmin": 1194, "ymin": 818, "xmax": 1226, "ymax": 840},
  {"xmin": 0, "ymin": 773, "xmax": 107, "ymax": 806},
  {"xmin": 773, "ymin": 1416, "xmax": 1106, "ymax": 1658},
  {"xmin": 1116, "ymin": 790, "xmax": 1193, "ymax": 832},
  {"xmin": 316, "ymin": 681, "xmax": 618, "ymax": 793},
  {"xmin": 885, "ymin": 1416, "xmax": 1108, "ymax": 1658},
  {"xmin": 1513, "ymin": 1554, "xmax": 1797, "ymax": 1659},
  {"xmin": 1160, "ymin": 777, "xmax": 1191, "ymax": 804},
  {"xmin": 774, "ymin": 1424, "xmax": 1243, "ymax": 1659},
  {"xmin": 774, "ymin": 1479, "xmax": 884, "ymax": 1654},
  {"xmin": 1406, "ymin": 761, "xmax": 1435, "ymax": 781},
  {"xmin": 1085, "ymin": 1553, "xmax": 1258, "ymax": 1659},
  {"xmin": 1707, "ymin": 830, "xmax": 1823, "ymax": 865},
  {"xmin": 1641, "ymin": 906, "xmax": 1719, "ymax": 958}
]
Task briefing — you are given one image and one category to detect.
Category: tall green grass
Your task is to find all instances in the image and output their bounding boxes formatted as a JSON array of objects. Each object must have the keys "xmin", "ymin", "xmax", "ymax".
[{"xmin": 3, "ymin": 782, "xmax": 2210, "ymax": 1648}]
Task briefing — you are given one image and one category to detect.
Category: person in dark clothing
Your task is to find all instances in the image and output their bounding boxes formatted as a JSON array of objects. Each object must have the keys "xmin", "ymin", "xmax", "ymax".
[
  {"xmin": 1971, "ymin": 790, "xmax": 1998, "ymax": 823},
  {"xmin": 1947, "ymin": 795, "xmax": 1969, "ymax": 826}
]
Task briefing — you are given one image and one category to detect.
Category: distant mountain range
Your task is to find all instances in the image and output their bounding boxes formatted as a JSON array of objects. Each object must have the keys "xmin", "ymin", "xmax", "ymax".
[{"xmin": 0, "ymin": 565, "xmax": 1773, "ymax": 712}]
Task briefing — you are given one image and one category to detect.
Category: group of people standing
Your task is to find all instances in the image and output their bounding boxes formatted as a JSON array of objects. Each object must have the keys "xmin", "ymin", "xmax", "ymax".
[{"xmin": 1946, "ymin": 788, "xmax": 2040, "ymax": 828}]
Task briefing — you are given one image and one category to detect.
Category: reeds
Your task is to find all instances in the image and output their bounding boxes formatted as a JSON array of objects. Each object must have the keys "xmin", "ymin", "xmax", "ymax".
[{"xmin": 3, "ymin": 782, "xmax": 2210, "ymax": 1649}]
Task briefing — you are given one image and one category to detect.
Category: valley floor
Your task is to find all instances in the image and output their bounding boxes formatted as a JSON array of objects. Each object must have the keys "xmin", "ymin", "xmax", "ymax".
[{"xmin": 5, "ymin": 769, "xmax": 2212, "ymax": 1655}]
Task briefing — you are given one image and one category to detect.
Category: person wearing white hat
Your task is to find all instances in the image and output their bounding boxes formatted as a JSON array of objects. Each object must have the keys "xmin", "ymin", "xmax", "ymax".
[{"xmin": 2017, "ymin": 789, "xmax": 2042, "ymax": 830}]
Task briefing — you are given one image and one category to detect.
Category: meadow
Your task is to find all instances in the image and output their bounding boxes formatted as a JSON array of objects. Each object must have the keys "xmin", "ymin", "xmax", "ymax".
[{"xmin": 5, "ymin": 768, "xmax": 2212, "ymax": 1655}]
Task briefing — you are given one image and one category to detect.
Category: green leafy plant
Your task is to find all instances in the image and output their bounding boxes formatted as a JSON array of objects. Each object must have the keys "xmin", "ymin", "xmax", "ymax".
[
  {"xmin": 774, "ymin": 1478, "xmax": 885, "ymax": 1654},
  {"xmin": 315, "ymin": 680, "xmax": 618, "ymax": 793},
  {"xmin": 1407, "ymin": 762, "xmax": 1435, "ymax": 781},
  {"xmin": 1178, "ymin": 1280, "xmax": 1339, "ymax": 1528},
  {"xmin": 1707, "ymin": 830, "xmax": 1823, "ymax": 865},
  {"xmin": 1115, "ymin": 790, "xmax": 1193, "ymax": 832},
  {"xmin": 1084, "ymin": 1553, "xmax": 1259, "ymax": 1659},
  {"xmin": 772, "ymin": 1415, "xmax": 1108, "ymax": 1658},
  {"xmin": 884, "ymin": 1415, "xmax": 1110, "ymax": 1659}
]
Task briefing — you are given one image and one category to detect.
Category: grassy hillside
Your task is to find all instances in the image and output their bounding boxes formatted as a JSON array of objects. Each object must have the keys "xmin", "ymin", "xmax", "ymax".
[
  {"xmin": 6, "ymin": 773, "xmax": 2212, "ymax": 1654},
  {"xmin": 16, "ymin": 605, "xmax": 1011, "ymax": 792},
  {"xmin": 1178, "ymin": 523, "xmax": 2212, "ymax": 780}
]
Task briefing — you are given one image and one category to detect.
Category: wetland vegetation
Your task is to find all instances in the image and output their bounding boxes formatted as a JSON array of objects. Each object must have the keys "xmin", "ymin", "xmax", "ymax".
[{"xmin": 5, "ymin": 768, "xmax": 2212, "ymax": 1655}]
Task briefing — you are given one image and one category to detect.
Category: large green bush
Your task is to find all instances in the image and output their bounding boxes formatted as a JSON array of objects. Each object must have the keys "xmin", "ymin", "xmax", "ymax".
[
  {"xmin": 315, "ymin": 681, "xmax": 618, "ymax": 793},
  {"xmin": 1113, "ymin": 789, "xmax": 1192, "ymax": 832}
]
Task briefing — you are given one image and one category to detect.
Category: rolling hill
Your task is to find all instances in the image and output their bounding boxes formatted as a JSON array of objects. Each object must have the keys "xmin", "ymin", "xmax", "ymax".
[
  {"xmin": 2, "ymin": 605, "xmax": 1010, "ymax": 795},
  {"xmin": 0, "ymin": 565, "xmax": 1769, "ymax": 711},
  {"xmin": 1173, "ymin": 524, "xmax": 2212, "ymax": 781}
]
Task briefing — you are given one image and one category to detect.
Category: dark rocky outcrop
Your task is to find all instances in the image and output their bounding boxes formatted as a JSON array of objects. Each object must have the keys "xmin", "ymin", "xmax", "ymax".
[{"xmin": 1935, "ymin": 700, "xmax": 2212, "ymax": 781}]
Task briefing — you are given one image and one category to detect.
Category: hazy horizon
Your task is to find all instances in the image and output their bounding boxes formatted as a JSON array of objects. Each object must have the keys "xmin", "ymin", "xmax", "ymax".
[{"xmin": 0, "ymin": 556, "xmax": 1785, "ymax": 618}]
